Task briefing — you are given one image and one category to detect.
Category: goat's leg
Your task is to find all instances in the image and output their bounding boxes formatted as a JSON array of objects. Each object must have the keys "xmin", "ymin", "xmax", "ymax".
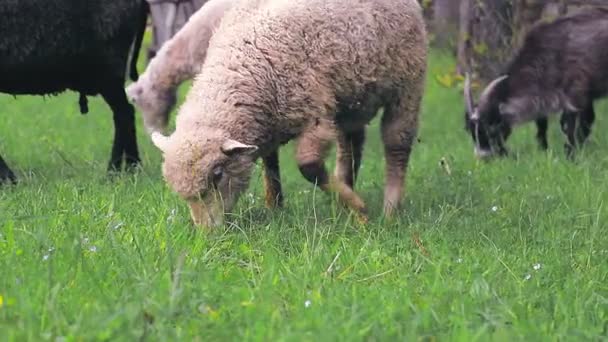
[
  {"xmin": 262, "ymin": 150, "xmax": 283, "ymax": 208},
  {"xmin": 577, "ymin": 102, "xmax": 595, "ymax": 145},
  {"xmin": 381, "ymin": 96, "xmax": 420, "ymax": 217},
  {"xmin": 334, "ymin": 129, "xmax": 365, "ymax": 189},
  {"xmin": 101, "ymin": 83, "xmax": 141, "ymax": 172},
  {"xmin": 535, "ymin": 117, "xmax": 548, "ymax": 150},
  {"xmin": 560, "ymin": 111, "xmax": 578, "ymax": 159},
  {"xmin": 0, "ymin": 154, "xmax": 16, "ymax": 184},
  {"xmin": 296, "ymin": 122, "xmax": 367, "ymax": 218}
]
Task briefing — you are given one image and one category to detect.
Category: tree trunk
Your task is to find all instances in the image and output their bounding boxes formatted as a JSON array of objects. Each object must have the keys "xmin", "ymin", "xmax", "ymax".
[
  {"xmin": 458, "ymin": 0, "xmax": 514, "ymax": 81},
  {"xmin": 433, "ymin": 0, "xmax": 461, "ymax": 49},
  {"xmin": 512, "ymin": 0, "xmax": 546, "ymax": 47}
]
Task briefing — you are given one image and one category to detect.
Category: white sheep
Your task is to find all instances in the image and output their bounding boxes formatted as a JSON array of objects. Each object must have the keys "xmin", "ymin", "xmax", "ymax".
[{"xmin": 151, "ymin": 0, "xmax": 428, "ymax": 228}]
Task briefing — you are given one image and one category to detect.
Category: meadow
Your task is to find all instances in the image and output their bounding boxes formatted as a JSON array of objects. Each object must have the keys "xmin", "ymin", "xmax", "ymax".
[{"xmin": 1, "ymin": 51, "xmax": 607, "ymax": 341}]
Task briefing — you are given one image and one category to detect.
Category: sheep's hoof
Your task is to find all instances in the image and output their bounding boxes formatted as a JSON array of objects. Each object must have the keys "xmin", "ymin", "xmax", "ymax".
[
  {"xmin": 107, "ymin": 157, "xmax": 141, "ymax": 174},
  {"xmin": 0, "ymin": 170, "xmax": 17, "ymax": 185},
  {"xmin": 564, "ymin": 144, "xmax": 576, "ymax": 161},
  {"xmin": 124, "ymin": 159, "xmax": 142, "ymax": 173},
  {"xmin": 263, "ymin": 184, "xmax": 283, "ymax": 209},
  {"xmin": 355, "ymin": 212, "xmax": 369, "ymax": 225},
  {"xmin": 264, "ymin": 195, "xmax": 283, "ymax": 209}
]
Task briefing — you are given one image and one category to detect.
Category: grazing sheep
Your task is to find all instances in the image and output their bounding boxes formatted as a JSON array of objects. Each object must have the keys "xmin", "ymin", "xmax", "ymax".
[
  {"xmin": 127, "ymin": 0, "xmax": 234, "ymax": 135},
  {"xmin": 464, "ymin": 7, "xmax": 608, "ymax": 159},
  {"xmin": 151, "ymin": 0, "xmax": 427, "ymax": 228},
  {"xmin": 0, "ymin": 0, "xmax": 147, "ymax": 184}
]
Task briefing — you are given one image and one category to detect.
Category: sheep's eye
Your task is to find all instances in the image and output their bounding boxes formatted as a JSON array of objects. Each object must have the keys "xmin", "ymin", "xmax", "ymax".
[{"xmin": 212, "ymin": 166, "xmax": 223, "ymax": 187}]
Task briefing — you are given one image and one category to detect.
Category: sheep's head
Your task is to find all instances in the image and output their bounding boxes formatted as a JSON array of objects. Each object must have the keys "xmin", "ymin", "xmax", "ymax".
[
  {"xmin": 126, "ymin": 75, "xmax": 177, "ymax": 134},
  {"xmin": 463, "ymin": 74, "xmax": 512, "ymax": 159},
  {"xmin": 151, "ymin": 130, "xmax": 258, "ymax": 229}
]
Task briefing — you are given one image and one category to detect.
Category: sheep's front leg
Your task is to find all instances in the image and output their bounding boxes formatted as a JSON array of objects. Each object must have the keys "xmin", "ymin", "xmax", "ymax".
[
  {"xmin": 262, "ymin": 150, "xmax": 283, "ymax": 208},
  {"xmin": 296, "ymin": 123, "xmax": 367, "ymax": 219},
  {"xmin": 334, "ymin": 129, "xmax": 365, "ymax": 189},
  {"xmin": 101, "ymin": 82, "xmax": 141, "ymax": 172},
  {"xmin": 381, "ymin": 98, "xmax": 419, "ymax": 217},
  {"xmin": 535, "ymin": 118, "xmax": 548, "ymax": 150},
  {"xmin": 0, "ymin": 154, "xmax": 16, "ymax": 184}
]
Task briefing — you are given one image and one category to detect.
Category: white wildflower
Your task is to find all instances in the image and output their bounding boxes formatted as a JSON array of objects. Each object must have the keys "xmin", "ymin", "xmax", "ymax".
[
  {"xmin": 304, "ymin": 300, "xmax": 312, "ymax": 308},
  {"xmin": 111, "ymin": 221, "xmax": 124, "ymax": 230}
]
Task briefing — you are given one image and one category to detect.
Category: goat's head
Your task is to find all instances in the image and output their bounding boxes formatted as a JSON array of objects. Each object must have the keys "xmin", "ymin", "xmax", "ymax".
[{"xmin": 463, "ymin": 74, "xmax": 512, "ymax": 159}]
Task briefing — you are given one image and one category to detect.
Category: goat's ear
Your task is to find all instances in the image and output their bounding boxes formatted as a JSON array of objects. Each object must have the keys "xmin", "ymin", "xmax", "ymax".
[
  {"xmin": 498, "ymin": 103, "xmax": 508, "ymax": 115},
  {"xmin": 151, "ymin": 132, "xmax": 171, "ymax": 153},
  {"xmin": 221, "ymin": 139, "xmax": 258, "ymax": 157},
  {"xmin": 498, "ymin": 102, "xmax": 518, "ymax": 123}
]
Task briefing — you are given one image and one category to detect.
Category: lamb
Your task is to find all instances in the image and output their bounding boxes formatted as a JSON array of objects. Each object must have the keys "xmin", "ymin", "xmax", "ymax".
[
  {"xmin": 0, "ymin": 0, "xmax": 147, "ymax": 184},
  {"xmin": 150, "ymin": 0, "xmax": 428, "ymax": 228},
  {"xmin": 126, "ymin": 0, "xmax": 234, "ymax": 135},
  {"xmin": 463, "ymin": 7, "xmax": 608, "ymax": 159}
]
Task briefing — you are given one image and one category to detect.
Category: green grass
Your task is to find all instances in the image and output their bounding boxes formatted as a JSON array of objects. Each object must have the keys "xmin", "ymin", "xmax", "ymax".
[{"xmin": 1, "ymin": 50, "xmax": 608, "ymax": 341}]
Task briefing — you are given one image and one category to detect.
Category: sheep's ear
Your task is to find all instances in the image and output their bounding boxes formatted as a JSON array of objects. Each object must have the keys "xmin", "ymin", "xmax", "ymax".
[
  {"xmin": 125, "ymin": 83, "xmax": 142, "ymax": 103},
  {"xmin": 151, "ymin": 132, "xmax": 171, "ymax": 153},
  {"xmin": 221, "ymin": 139, "xmax": 258, "ymax": 156}
]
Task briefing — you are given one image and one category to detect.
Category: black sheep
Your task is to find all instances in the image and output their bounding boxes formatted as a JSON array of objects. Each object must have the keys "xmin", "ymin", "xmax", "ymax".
[{"xmin": 0, "ymin": 0, "xmax": 148, "ymax": 183}]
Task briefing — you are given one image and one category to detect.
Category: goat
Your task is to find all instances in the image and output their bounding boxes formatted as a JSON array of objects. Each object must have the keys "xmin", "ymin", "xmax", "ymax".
[{"xmin": 464, "ymin": 7, "xmax": 608, "ymax": 159}]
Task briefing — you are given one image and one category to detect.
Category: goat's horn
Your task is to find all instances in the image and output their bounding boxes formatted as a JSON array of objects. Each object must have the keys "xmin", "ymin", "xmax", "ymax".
[{"xmin": 479, "ymin": 75, "xmax": 509, "ymax": 103}]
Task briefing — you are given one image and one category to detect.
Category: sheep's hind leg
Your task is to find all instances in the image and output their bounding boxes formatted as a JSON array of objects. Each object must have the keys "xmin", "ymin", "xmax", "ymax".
[
  {"xmin": 535, "ymin": 117, "xmax": 548, "ymax": 150},
  {"xmin": 262, "ymin": 150, "xmax": 283, "ymax": 208},
  {"xmin": 0, "ymin": 154, "xmax": 16, "ymax": 184},
  {"xmin": 101, "ymin": 83, "xmax": 141, "ymax": 172},
  {"xmin": 334, "ymin": 129, "xmax": 365, "ymax": 189},
  {"xmin": 381, "ymin": 97, "xmax": 420, "ymax": 217},
  {"xmin": 296, "ymin": 123, "xmax": 367, "ymax": 220}
]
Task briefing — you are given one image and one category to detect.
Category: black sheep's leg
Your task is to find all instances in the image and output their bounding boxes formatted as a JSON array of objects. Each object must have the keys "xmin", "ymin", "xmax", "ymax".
[
  {"xmin": 560, "ymin": 111, "xmax": 578, "ymax": 159},
  {"xmin": 0, "ymin": 154, "xmax": 16, "ymax": 184},
  {"xmin": 101, "ymin": 83, "xmax": 141, "ymax": 172},
  {"xmin": 577, "ymin": 102, "xmax": 595, "ymax": 145},
  {"xmin": 535, "ymin": 117, "xmax": 548, "ymax": 151}
]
